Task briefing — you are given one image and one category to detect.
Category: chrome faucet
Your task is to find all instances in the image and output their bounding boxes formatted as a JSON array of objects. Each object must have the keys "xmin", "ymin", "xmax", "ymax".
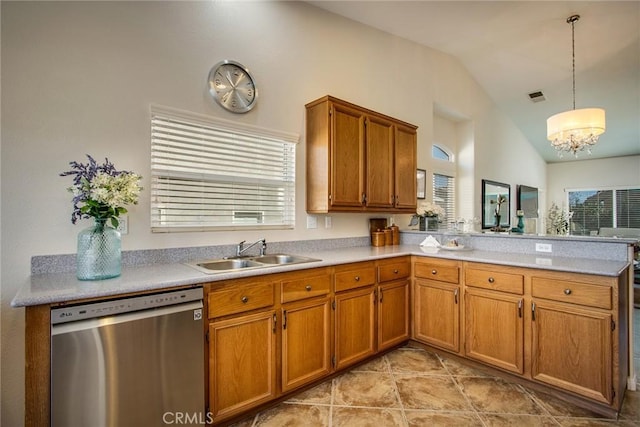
[{"xmin": 236, "ymin": 238, "xmax": 267, "ymax": 257}]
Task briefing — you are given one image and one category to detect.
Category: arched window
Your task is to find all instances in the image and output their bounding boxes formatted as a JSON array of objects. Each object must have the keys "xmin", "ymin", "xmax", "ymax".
[{"xmin": 432, "ymin": 144, "xmax": 452, "ymax": 161}]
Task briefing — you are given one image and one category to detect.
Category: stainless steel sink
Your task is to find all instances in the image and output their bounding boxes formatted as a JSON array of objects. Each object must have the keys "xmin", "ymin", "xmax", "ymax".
[
  {"xmin": 187, "ymin": 253, "xmax": 321, "ymax": 274},
  {"xmin": 249, "ymin": 254, "xmax": 320, "ymax": 265}
]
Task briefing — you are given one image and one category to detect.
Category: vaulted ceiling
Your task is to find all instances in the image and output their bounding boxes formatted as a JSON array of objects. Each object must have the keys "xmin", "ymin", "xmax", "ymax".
[{"xmin": 308, "ymin": 1, "xmax": 640, "ymax": 163}]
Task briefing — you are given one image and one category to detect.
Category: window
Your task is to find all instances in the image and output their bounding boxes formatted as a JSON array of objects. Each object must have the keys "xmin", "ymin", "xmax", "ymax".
[
  {"xmin": 432, "ymin": 144, "xmax": 452, "ymax": 161},
  {"xmin": 433, "ymin": 173, "xmax": 455, "ymax": 226},
  {"xmin": 567, "ymin": 187, "xmax": 640, "ymax": 235},
  {"xmin": 150, "ymin": 105, "xmax": 298, "ymax": 232}
]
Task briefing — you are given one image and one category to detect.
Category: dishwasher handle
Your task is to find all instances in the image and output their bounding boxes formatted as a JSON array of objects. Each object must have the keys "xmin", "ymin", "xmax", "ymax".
[{"xmin": 52, "ymin": 300, "xmax": 203, "ymax": 336}]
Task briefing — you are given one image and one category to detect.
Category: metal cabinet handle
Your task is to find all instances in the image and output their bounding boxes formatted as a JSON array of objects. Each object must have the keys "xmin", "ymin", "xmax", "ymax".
[
  {"xmin": 564, "ymin": 289, "xmax": 572, "ymax": 295},
  {"xmin": 241, "ymin": 296, "xmax": 249, "ymax": 303},
  {"xmin": 431, "ymin": 269, "xmax": 437, "ymax": 275},
  {"xmin": 531, "ymin": 302, "xmax": 536, "ymax": 321},
  {"xmin": 454, "ymin": 288, "xmax": 459, "ymax": 304},
  {"xmin": 380, "ymin": 288, "xmax": 384, "ymax": 303},
  {"xmin": 488, "ymin": 277, "xmax": 495, "ymax": 283},
  {"xmin": 283, "ymin": 310, "xmax": 287, "ymax": 330},
  {"xmin": 393, "ymin": 269, "xmax": 399, "ymax": 274},
  {"xmin": 273, "ymin": 313, "xmax": 277, "ymax": 333},
  {"xmin": 518, "ymin": 299, "xmax": 523, "ymax": 318},
  {"xmin": 305, "ymin": 285, "xmax": 312, "ymax": 291},
  {"xmin": 354, "ymin": 276, "xmax": 360, "ymax": 282}
]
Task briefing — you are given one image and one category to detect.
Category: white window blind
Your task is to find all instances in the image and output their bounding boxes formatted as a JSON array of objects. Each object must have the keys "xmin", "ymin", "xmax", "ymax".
[
  {"xmin": 568, "ymin": 187, "xmax": 640, "ymax": 235},
  {"xmin": 433, "ymin": 173, "xmax": 455, "ymax": 226},
  {"xmin": 150, "ymin": 105, "xmax": 297, "ymax": 232}
]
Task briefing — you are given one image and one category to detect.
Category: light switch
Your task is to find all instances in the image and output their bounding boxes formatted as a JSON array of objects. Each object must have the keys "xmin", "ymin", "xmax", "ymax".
[{"xmin": 306, "ymin": 215, "xmax": 317, "ymax": 229}]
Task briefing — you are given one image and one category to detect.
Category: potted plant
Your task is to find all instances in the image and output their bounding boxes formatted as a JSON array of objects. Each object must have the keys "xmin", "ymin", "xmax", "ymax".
[{"xmin": 410, "ymin": 202, "xmax": 446, "ymax": 231}]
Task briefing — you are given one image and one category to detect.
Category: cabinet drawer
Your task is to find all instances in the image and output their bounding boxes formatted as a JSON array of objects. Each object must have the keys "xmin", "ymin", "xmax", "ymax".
[
  {"xmin": 414, "ymin": 261, "xmax": 459, "ymax": 284},
  {"xmin": 281, "ymin": 275, "xmax": 331, "ymax": 303},
  {"xmin": 335, "ymin": 264, "xmax": 376, "ymax": 292},
  {"xmin": 208, "ymin": 282, "xmax": 275, "ymax": 318},
  {"xmin": 532, "ymin": 277, "xmax": 611, "ymax": 310},
  {"xmin": 378, "ymin": 260, "xmax": 410, "ymax": 283},
  {"xmin": 465, "ymin": 268, "xmax": 524, "ymax": 295}
]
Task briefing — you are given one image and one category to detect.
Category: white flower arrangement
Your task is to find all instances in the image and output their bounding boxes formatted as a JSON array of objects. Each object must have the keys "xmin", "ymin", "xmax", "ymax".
[{"xmin": 416, "ymin": 201, "xmax": 446, "ymax": 218}]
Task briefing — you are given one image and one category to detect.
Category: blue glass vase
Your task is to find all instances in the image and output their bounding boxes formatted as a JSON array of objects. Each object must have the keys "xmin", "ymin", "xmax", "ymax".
[{"xmin": 76, "ymin": 218, "xmax": 121, "ymax": 280}]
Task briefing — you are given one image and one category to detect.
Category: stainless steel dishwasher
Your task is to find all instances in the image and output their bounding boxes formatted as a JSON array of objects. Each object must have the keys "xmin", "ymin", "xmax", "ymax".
[{"xmin": 51, "ymin": 287, "xmax": 205, "ymax": 427}]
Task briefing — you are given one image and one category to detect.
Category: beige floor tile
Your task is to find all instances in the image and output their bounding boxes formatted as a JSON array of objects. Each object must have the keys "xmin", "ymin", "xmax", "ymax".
[
  {"xmin": 253, "ymin": 403, "xmax": 330, "ymax": 427},
  {"xmin": 396, "ymin": 374, "xmax": 472, "ymax": 411},
  {"xmin": 333, "ymin": 371, "xmax": 400, "ymax": 408},
  {"xmin": 554, "ymin": 418, "xmax": 620, "ymax": 426},
  {"xmin": 525, "ymin": 387, "xmax": 612, "ymax": 419},
  {"xmin": 439, "ymin": 354, "xmax": 491, "ymax": 377},
  {"xmin": 619, "ymin": 389, "xmax": 640, "ymax": 422},
  {"xmin": 405, "ymin": 410, "xmax": 483, "ymax": 426},
  {"xmin": 479, "ymin": 413, "xmax": 559, "ymax": 426},
  {"xmin": 386, "ymin": 347, "xmax": 447, "ymax": 374},
  {"xmin": 353, "ymin": 355, "xmax": 390, "ymax": 373},
  {"xmin": 456, "ymin": 376, "xmax": 544, "ymax": 415},
  {"xmin": 332, "ymin": 407, "xmax": 406, "ymax": 427},
  {"xmin": 286, "ymin": 380, "xmax": 333, "ymax": 405}
]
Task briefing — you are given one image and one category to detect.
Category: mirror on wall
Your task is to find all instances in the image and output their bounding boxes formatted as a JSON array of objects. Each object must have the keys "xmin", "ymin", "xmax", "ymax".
[
  {"xmin": 482, "ymin": 179, "xmax": 511, "ymax": 229},
  {"xmin": 517, "ymin": 185, "xmax": 539, "ymax": 218}
]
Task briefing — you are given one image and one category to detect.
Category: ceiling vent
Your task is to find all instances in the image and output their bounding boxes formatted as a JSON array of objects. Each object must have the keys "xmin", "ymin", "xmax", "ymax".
[{"xmin": 528, "ymin": 91, "xmax": 546, "ymax": 103}]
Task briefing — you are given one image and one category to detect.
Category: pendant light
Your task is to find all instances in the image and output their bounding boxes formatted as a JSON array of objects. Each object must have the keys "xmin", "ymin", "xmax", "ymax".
[{"xmin": 546, "ymin": 15, "xmax": 605, "ymax": 157}]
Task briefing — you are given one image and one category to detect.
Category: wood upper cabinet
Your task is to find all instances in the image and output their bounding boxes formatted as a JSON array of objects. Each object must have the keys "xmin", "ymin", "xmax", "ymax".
[
  {"xmin": 305, "ymin": 95, "xmax": 417, "ymax": 213},
  {"xmin": 413, "ymin": 258, "xmax": 462, "ymax": 353}
]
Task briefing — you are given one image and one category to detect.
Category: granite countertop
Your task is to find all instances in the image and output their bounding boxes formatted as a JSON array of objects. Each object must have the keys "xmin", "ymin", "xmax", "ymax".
[{"xmin": 11, "ymin": 244, "xmax": 631, "ymax": 308}]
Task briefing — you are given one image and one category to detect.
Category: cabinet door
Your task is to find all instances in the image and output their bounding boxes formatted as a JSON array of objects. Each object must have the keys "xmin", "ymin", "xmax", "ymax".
[
  {"xmin": 330, "ymin": 102, "xmax": 365, "ymax": 208},
  {"xmin": 465, "ymin": 288, "xmax": 524, "ymax": 374},
  {"xmin": 365, "ymin": 115, "xmax": 394, "ymax": 208},
  {"xmin": 281, "ymin": 298, "xmax": 332, "ymax": 393},
  {"xmin": 531, "ymin": 300, "xmax": 612, "ymax": 404},
  {"xmin": 394, "ymin": 124, "xmax": 417, "ymax": 209},
  {"xmin": 378, "ymin": 280, "xmax": 410, "ymax": 351},
  {"xmin": 209, "ymin": 310, "xmax": 277, "ymax": 423},
  {"xmin": 335, "ymin": 286, "xmax": 376, "ymax": 370},
  {"xmin": 414, "ymin": 279, "xmax": 460, "ymax": 352}
]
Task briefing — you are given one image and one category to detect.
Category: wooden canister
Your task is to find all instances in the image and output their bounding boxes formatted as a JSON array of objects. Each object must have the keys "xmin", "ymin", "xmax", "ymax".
[
  {"xmin": 371, "ymin": 230, "xmax": 385, "ymax": 247},
  {"xmin": 389, "ymin": 224, "xmax": 400, "ymax": 245},
  {"xmin": 383, "ymin": 228, "xmax": 393, "ymax": 246}
]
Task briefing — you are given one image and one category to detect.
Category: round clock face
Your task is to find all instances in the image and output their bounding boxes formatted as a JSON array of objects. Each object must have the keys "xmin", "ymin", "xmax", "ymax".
[{"xmin": 208, "ymin": 60, "xmax": 257, "ymax": 113}]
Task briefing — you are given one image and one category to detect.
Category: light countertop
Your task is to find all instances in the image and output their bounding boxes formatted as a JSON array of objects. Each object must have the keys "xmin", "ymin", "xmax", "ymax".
[{"xmin": 12, "ymin": 244, "xmax": 630, "ymax": 308}]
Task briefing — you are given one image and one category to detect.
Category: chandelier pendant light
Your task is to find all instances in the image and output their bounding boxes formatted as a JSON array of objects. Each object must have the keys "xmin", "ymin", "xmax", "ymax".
[{"xmin": 546, "ymin": 14, "xmax": 605, "ymax": 157}]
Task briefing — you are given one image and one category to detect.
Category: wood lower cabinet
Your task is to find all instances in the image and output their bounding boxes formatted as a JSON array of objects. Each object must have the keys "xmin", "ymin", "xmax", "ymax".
[
  {"xmin": 305, "ymin": 95, "xmax": 417, "ymax": 213},
  {"xmin": 464, "ymin": 263, "xmax": 524, "ymax": 374},
  {"xmin": 280, "ymin": 271, "xmax": 332, "ymax": 393},
  {"xmin": 464, "ymin": 288, "xmax": 524, "ymax": 374},
  {"xmin": 335, "ymin": 285, "xmax": 377, "ymax": 369},
  {"xmin": 530, "ymin": 272, "xmax": 621, "ymax": 405},
  {"xmin": 377, "ymin": 258, "xmax": 410, "ymax": 350},
  {"xmin": 413, "ymin": 258, "xmax": 461, "ymax": 352},
  {"xmin": 209, "ymin": 310, "xmax": 277, "ymax": 423}
]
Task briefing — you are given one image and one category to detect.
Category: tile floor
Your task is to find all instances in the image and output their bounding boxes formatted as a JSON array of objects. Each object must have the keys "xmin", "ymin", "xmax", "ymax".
[{"xmin": 234, "ymin": 310, "xmax": 640, "ymax": 427}]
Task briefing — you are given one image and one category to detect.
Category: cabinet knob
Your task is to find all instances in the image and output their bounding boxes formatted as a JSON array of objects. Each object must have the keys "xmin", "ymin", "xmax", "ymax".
[
  {"xmin": 393, "ymin": 269, "xmax": 399, "ymax": 274},
  {"xmin": 488, "ymin": 277, "xmax": 495, "ymax": 283},
  {"xmin": 431, "ymin": 270, "xmax": 437, "ymax": 275},
  {"xmin": 305, "ymin": 285, "xmax": 312, "ymax": 291},
  {"xmin": 354, "ymin": 276, "xmax": 360, "ymax": 281},
  {"xmin": 241, "ymin": 296, "xmax": 249, "ymax": 303},
  {"xmin": 564, "ymin": 289, "xmax": 572, "ymax": 295}
]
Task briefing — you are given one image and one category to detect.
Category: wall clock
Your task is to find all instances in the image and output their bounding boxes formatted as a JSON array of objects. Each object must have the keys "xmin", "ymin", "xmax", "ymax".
[{"xmin": 207, "ymin": 60, "xmax": 258, "ymax": 113}]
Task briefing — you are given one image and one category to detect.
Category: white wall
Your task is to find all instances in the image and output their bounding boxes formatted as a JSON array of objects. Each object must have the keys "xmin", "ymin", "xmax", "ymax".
[
  {"xmin": 547, "ymin": 155, "xmax": 640, "ymax": 209},
  {"xmin": 0, "ymin": 2, "xmax": 546, "ymax": 424}
]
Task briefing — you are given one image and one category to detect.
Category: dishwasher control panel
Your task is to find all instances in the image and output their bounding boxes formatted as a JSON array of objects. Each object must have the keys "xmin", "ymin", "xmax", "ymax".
[{"xmin": 51, "ymin": 287, "xmax": 203, "ymax": 324}]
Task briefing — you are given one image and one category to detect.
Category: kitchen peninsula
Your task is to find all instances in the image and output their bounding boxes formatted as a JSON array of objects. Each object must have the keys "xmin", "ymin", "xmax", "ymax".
[{"xmin": 14, "ymin": 232, "xmax": 634, "ymax": 425}]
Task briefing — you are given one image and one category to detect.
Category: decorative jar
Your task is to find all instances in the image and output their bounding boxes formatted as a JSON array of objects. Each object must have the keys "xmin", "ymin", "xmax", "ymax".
[{"xmin": 76, "ymin": 218, "xmax": 122, "ymax": 280}]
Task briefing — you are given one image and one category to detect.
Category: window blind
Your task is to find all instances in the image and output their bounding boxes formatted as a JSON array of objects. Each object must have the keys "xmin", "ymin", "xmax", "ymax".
[
  {"xmin": 433, "ymin": 173, "xmax": 455, "ymax": 227},
  {"xmin": 568, "ymin": 187, "xmax": 640, "ymax": 235},
  {"xmin": 150, "ymin": 106, "xmax": 297, "ymax": 232}
]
